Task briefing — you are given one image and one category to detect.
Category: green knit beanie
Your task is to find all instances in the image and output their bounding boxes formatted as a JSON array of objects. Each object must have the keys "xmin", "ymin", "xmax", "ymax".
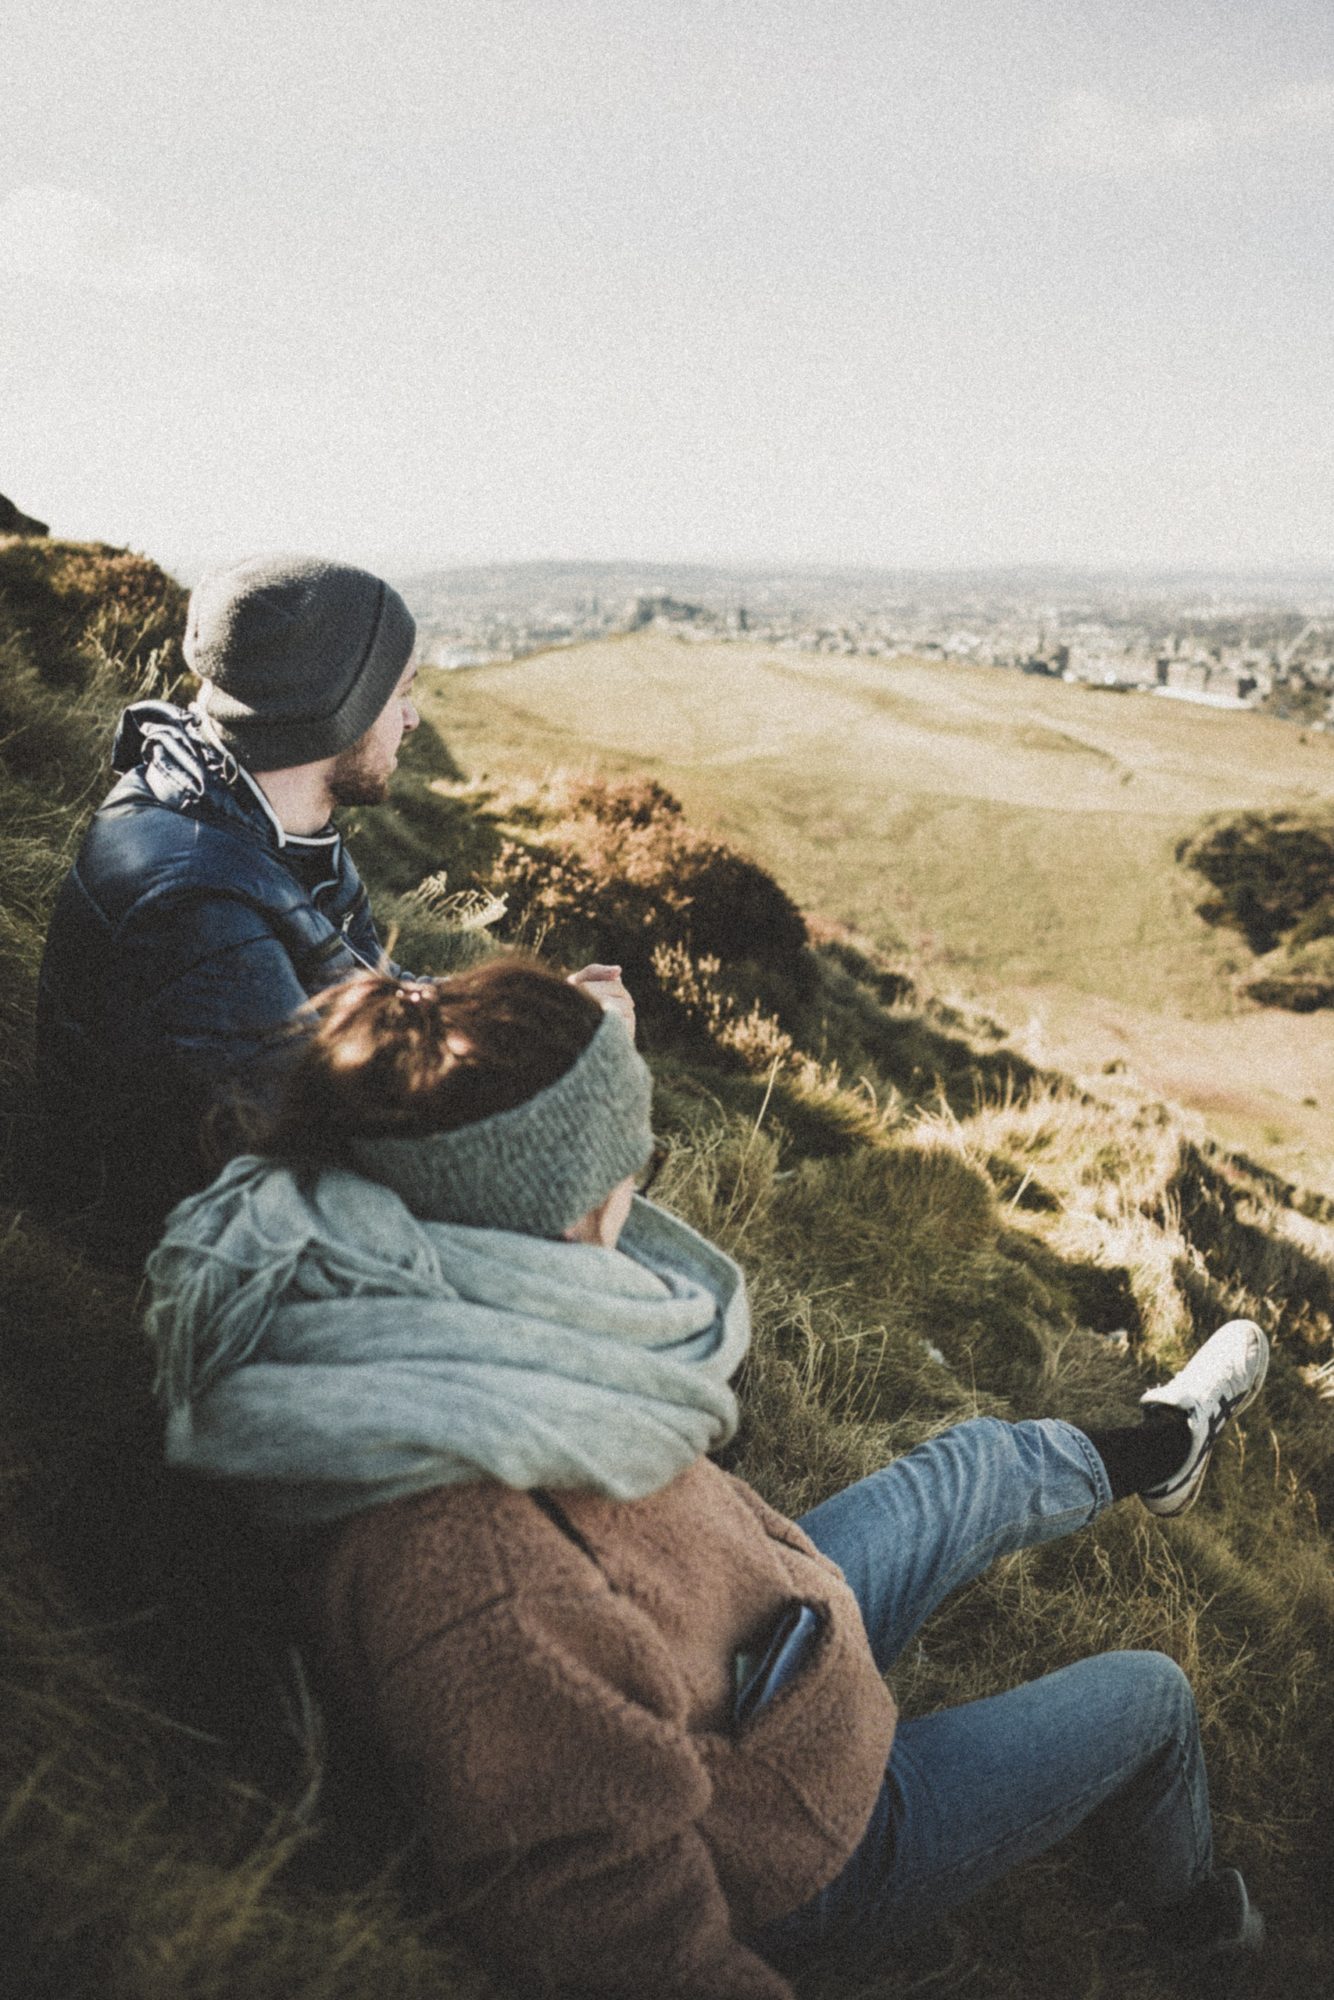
[
  {"xmin": 186, "ymin": 553, "xmax": 416, "ymax": 769},
  {"xmin": 347, "ymin": 1009, "xmax": 654, "ymax": 1237}
]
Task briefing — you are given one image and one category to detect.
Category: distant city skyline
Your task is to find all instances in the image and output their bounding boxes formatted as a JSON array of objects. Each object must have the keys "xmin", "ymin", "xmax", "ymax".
[{"xmin": 4, "ymin": 1, "xmax": 1332, "ymax": 575}]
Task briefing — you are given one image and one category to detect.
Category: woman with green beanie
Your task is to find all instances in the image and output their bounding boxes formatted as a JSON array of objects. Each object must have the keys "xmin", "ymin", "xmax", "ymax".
[{"xmin": 143, "ymin": 960, "xmax": 1268, "ymax": 1998}]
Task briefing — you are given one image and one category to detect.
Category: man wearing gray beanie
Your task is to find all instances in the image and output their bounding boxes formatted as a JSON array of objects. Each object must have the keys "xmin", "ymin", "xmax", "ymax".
[
  {"xmin": 187, "ymin": 553, "xmax": 419, "ymax": 779},
  {"xmin": 36, "ymin": 553, "xmax": 631, "ymax": 1263}
]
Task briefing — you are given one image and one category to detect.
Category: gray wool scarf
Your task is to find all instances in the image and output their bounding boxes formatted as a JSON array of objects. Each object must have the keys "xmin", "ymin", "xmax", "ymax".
[{"xmin": 143, "ymin": 1155, "xmax": 750, "ymax": 1526}]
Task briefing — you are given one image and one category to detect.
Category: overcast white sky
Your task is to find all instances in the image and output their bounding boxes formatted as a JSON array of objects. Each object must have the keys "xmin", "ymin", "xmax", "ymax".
[{"xmin": 3, "ymin": 0, "xmax": 1331, "ymax": 574}]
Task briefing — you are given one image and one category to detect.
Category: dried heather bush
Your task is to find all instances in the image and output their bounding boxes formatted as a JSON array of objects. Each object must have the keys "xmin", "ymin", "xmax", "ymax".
[
  {"xmin": 0, "ymin": 537, "xmax": 187, "ymax": 684},
  {"xmin": 499, "ymin": 769, "xmax": 808, "ymax": 973},
  {"xmin": 481, "ymin": 774, "xmax": 812, "ymax": 1065}
]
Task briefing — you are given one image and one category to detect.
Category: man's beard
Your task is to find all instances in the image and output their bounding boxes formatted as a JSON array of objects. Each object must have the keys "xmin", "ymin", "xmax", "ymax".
[{"xmin": 328, "ymin": 736, "xmax": 390, "ymax": 807}]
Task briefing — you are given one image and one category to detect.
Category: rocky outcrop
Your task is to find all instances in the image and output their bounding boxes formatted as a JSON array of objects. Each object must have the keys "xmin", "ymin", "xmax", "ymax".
[{"xmin": 0, "ymin": 492, "xmax": 49, "ymax": 537}]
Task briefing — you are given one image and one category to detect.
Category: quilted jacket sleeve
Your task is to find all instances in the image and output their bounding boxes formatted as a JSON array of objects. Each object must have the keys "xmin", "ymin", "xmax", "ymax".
[
  {"xmin": 368, "ymin": 1585, "xmax": 795, "ymax": 2000},
  {"xmin": 107, "ymin": 892, "xmax": 317, "ymax": 1101}
]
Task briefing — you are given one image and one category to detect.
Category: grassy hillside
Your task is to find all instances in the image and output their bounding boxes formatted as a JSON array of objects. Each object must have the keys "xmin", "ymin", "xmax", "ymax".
[
  {"xmin": 3, "ymin": 545, "xmax": 1334, "ymax": 1997},
  {"xmin": 426, "ymin": 631, "xmax": 1334, "ymax": 1191}
]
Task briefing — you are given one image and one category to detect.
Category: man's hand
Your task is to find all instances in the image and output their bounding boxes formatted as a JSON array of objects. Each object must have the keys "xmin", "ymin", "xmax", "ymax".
[{"xmin": 568, "ymin": 963, "xmax": 636, "ymax": 1041}]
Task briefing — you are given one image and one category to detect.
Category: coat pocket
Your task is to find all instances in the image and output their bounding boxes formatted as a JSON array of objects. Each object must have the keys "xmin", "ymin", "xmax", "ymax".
[{"xmin": 732, "ymin": 1602, "xmax": 824, "ymax": 1731}]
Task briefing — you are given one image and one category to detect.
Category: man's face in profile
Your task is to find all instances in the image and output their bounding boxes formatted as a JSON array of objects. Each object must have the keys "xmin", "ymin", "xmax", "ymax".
[{"xmin": 328, "ymin": 660, "xmax": 420, "ymax": 806}]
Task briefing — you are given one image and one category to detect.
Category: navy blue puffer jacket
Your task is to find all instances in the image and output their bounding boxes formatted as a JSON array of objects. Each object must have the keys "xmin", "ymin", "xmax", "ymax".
[{"xmin": 36, "ymin": 702, "xmax": 402, "ymax": 1259}]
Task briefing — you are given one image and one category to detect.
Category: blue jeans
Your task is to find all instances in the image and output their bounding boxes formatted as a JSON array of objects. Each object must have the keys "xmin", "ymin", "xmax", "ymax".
[{"xmin": 755, "ymin": 1417, "xmax": 1214, "ymax": 1965}]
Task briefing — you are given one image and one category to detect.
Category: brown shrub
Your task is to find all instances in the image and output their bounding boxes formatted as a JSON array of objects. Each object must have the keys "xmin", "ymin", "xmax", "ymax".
[
  {"xmin": 1179, "ymin": 807, "xmax": 1334, "ymax": 957},
  {"xmin": 0, "ymin": 537, "xmax": 187, "ymax": 685},
  {"xmin": 1241, "ymin": 935, "xmax": 1334, "ymax": 1012},
  {"xmin": 483, "ymin": 774, "xmax": 812, "ymax": 1062},
  {"xmin": 558, "ymin": 773, "xmax": 685, "ymax": 829}
]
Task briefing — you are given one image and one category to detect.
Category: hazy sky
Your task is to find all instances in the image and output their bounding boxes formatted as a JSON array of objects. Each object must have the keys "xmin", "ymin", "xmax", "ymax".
[{"xmin": 3, "ymin": 1, "xmax": 1332, "ymax": 573}]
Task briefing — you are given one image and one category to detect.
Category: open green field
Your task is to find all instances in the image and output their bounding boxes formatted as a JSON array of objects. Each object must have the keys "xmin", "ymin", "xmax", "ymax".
[{"xmin": 425, "ymin": 633, "xmax": 1334, "ymax": 1191}]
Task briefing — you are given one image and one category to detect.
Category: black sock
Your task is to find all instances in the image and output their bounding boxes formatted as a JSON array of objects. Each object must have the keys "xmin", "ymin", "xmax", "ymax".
[{"xmin": 1084, "ymin": 1408, "xmax": 1193, "ymax": 1502}]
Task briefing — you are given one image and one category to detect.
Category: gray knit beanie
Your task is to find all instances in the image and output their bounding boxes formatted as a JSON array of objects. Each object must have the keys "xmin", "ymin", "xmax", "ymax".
[
  {"xmin": 346, "ymin": 1008, "xmax": 655, "ymax": 1237},
  {"xmin": 186, "ymin": 553, "xmax": 416, "ymax": 769}
]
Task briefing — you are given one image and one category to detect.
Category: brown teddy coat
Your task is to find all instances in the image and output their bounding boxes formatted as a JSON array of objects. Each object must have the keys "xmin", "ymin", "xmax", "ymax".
[{"xmin": 301, "ymin": 1455, "xmax": 898, "ymax": 1999}]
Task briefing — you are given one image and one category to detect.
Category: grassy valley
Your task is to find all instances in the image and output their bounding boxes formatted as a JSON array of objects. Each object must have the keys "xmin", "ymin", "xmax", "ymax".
[
  {"xmin": 3, "ymin": 544, "xmax": 1334, "ymax": 1998},
  {"xmin": 426, "ymin": 631, "xmax": 1334, "ymax": 1189}
]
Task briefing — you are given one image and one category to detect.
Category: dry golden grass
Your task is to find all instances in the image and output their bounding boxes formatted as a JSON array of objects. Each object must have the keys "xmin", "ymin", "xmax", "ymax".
[{"xmin": 3, "ymin": 544, "xmax": 1334, "ymax": 1996}]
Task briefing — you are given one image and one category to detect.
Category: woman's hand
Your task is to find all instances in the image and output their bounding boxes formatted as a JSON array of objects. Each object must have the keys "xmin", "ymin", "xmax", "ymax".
[{"xmin": 568, "ymin": 963, "xmax": 636, "ymax": 1041}]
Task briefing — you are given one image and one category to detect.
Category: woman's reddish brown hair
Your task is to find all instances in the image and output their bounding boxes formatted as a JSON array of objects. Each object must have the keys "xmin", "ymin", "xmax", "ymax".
[{"xmin": 240, "ymin": 957, "xmax": 603, "ymax": 1161}]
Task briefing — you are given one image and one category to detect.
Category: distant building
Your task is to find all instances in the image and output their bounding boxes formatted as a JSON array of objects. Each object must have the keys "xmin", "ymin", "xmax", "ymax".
[
  {"xmin": 624, "ymin": 594, "xmax": 705, "ymax": 630},
  {"xmin": 437, "ymin": 645, "xmax": 493, "ymax": 670}
]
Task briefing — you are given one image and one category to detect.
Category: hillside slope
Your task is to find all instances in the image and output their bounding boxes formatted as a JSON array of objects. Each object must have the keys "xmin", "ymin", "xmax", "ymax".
[
  {"xmin": 2, "ymin": 545, "xmax": 1334, "ymax": 1999},
  {"xmin": 426, "ymin": 630, "xmax": 1334, "ymax": 1190}
]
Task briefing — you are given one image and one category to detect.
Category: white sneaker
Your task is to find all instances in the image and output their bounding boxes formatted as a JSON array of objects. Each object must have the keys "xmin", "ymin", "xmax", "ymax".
[
  {"xmin": 1139, "ymin": 1320, "xmax": 1269, "ymax": 1517},
  {"xmin": 1201, "ymin": 1867, "xmax": 1266, "ymax": 1959}
]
